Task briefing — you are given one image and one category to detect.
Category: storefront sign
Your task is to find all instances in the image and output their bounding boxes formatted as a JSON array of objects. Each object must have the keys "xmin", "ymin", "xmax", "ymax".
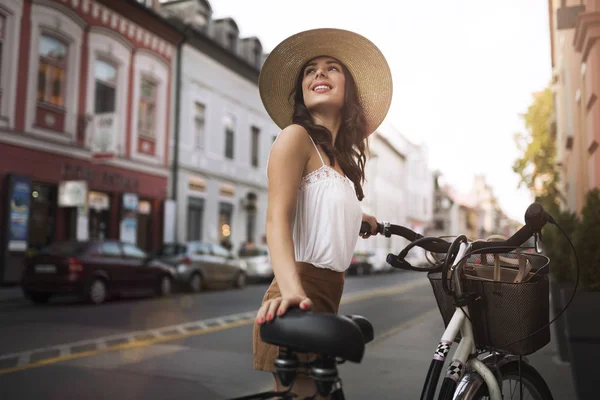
[
  {"xmin": 58, "ymin": 181, "xmax": 88, "ymax": 207},
  {"xmin": 61, "ymin": 164, "xmax": 140, "ymax": 191},
  {"xmin": 91, "ymin": 113, "xmax": 118, "ymax": 160},
  {"xmin": 6, "ymin": 175, "xmax": 32, "ymax": 252}
]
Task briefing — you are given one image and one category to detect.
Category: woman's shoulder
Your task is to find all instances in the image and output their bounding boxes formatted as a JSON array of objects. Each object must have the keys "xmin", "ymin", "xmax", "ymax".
[{"xmin": 271, "ymin": 124, "xmax": 313, "ymax": 152}]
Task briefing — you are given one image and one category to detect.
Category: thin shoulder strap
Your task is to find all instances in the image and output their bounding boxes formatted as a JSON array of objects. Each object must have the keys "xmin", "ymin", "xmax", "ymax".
[{"xmin": 307, "ymin": 135, "xmax": 325, "ymax": 166}]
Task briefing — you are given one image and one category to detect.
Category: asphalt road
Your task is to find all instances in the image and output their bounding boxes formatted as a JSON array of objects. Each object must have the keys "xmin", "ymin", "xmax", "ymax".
[{"xmin": 0, "ymin": 271, "xmax": 442, "ymax": 399}]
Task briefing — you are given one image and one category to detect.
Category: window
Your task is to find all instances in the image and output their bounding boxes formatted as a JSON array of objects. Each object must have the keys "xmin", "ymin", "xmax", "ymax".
[
  {"xmin": 190, "ymin": 242, "xmax": 211, "ymax": 255},
  {"xmin": 251, "ymin": 126, "xmax": 260, "ymax": 167},
  {"xmin": 212, "ymin": 244, "xmax": 231, "ymax": 258},
  {"xmin": 94, "ymin": 60, "xmax": 117, "ymax": 114},
  {"xmin": 156, "ymin": 243, "xmax": 186, "ymax": 257},
  {"xmin": 99, "ymin": 242, "xmax": 122, "ymax": 257},
  {"xmin": 138, "ymin": 77, "xmax": 157, "ymax": 137},
  {"xmin": 122, "ymin": 243, "xmax": 147, "ymax": 259},
  {"xmin": 37, "ymin": 35, "xmax": 67, "ymax": 107},
  {"xmin": 224, "ymin": 114, "xmax": 235, "ymax": 159},
  {"xmin": 187, "ymin": 197, "xmax": 205, "ymax": 241},
  {"xmin": 194, "ymin": 102, "xmax": 205, "ymax": 149},
  {"xmin": 227, "ymin": 32, "xmax": 237, "ymax": 52}
]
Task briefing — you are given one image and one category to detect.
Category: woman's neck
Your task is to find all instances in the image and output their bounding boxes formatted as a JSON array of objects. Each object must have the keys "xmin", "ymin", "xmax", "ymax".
[{"xmin": 311, "ymin": 113, "xmax": 341, "ymax": 145}]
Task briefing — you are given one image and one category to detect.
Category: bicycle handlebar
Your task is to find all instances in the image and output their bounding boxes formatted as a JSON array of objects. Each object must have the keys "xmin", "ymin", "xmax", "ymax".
[{"xmin": 359, "ymin": 203, "xmax": 554, "ymax": 272}]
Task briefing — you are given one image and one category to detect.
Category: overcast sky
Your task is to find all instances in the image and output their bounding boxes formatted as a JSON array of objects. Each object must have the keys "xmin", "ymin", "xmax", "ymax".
[{"xmin": 199, "ymin": 0, "xmax": 551, "ymax": 221}]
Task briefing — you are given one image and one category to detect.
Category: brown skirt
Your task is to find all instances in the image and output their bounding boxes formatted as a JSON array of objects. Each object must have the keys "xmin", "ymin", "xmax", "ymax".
[{"xmin": 252, "ymin": 263, "xmax": 345, "ymax": 373}]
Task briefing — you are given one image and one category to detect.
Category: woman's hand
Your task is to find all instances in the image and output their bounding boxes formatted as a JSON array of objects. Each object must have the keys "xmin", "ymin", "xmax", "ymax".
[
  {"xmin": 255, "ymin": 294, "xmax": 313, "ymax": 324},
  {"xmin": 360, "ymin": 213, "xmax": 379, "ymax": 239}
]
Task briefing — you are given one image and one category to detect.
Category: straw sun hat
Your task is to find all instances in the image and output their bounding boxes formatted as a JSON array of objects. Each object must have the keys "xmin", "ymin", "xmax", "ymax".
[{"xmin": 258, "ymin": 28, "xmax": 393, "ymax": 137}]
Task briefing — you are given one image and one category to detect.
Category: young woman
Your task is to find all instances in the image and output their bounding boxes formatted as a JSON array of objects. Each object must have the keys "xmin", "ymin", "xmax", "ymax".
[{"xmin": 253, "ymin": 28, "xmax": 393, "ymax": 398}]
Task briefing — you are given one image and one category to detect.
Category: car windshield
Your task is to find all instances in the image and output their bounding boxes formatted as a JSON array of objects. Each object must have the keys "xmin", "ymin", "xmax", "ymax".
[{"xmin": 39, "ymin": 241, "xmax": 89, "ymax": 256}]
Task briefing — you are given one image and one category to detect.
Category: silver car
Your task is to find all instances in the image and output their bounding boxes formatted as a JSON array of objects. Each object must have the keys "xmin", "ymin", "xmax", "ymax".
[
  {"xmin": 155, "ymin": 241, "xmax": 247, "ymax": 292},
  {"xmin": 238, "ymin": 246, "xmax": 273, "ymax": 282}
]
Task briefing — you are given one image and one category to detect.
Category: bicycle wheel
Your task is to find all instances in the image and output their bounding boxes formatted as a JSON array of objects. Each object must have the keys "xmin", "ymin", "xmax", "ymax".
[{"xmin": 473, "ymin": 360, "xmax": 553, "ymax": 400}]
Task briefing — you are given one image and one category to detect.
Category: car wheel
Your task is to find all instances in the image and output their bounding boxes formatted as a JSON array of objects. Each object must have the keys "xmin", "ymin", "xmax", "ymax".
[
  {"xmin": 189, "ymin": 273, "xmax": 202, "ymax": 293},
  {"xmin": 158, "ymin": 275, "xmax": 173, "ymax": 297},
  {"xmin": 87, "ymin": 278, "xmax": 108, "ymax": 305},
  {"xmin": 24, "ymin": 290, "xmax": 51, "ymax": 305},
  {"xmin": 233, "ymin": 271, "xmax": 247, "ymax": 289}
]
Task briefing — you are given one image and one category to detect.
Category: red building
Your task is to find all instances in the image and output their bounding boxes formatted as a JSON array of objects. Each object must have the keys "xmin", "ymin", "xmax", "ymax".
[{"xmin": 0, "ymin": 0, "xmax": 183, "ymax": 284}]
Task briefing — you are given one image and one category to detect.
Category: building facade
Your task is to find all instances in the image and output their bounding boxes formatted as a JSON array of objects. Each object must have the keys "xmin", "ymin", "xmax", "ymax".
[
  {"xmin": 160, "ymin": 0, "xmax": 278, "ymax": 252},
  {"xmin": 358, "ymin": 129, "xmax": 408, "ymax": 256},
  {"xmin": 0, "ymin": 0, "xmax": 182, "ymax": 284},
  {"xmin": 548, "ymin": 0, "xmax": 600, "ymax": 213}
]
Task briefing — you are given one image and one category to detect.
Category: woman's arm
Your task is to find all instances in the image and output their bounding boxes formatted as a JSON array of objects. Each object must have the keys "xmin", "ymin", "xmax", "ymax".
[{"xmin": 256, "ymin": 125, "xmax": 313, "ymax": 324}]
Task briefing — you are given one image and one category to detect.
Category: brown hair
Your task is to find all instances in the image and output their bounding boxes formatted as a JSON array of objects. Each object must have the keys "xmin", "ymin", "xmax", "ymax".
[{"xmin": 290, "ymin": 59, "xmax": 369, "ymax": 201}]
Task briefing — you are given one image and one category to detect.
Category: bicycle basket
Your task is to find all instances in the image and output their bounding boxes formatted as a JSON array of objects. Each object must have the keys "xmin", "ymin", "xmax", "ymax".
[{"xmin": 427, "ymin": 251, "xmax": 550, "ymax": 356}]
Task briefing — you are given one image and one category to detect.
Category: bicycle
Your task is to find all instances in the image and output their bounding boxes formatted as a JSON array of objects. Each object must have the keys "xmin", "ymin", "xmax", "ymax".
[{"xmin": 231, "ymin": 202, "xmax": 578, "ymax": 400}]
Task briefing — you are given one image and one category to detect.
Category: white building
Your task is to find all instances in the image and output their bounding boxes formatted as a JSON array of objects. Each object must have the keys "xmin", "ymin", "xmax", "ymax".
[
  {"xmin": 161, "ymin": 0, "xmax": 279, "ymax": 251},
  {"xmin": 357, "ymin": 122, "xmax": 434, "ymax": 264}
]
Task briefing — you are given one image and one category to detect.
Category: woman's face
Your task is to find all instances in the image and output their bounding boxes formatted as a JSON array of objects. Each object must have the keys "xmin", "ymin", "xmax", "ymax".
[{"xmin": 301, "ymin": 56, "xmax": 346, "ymax": 114}]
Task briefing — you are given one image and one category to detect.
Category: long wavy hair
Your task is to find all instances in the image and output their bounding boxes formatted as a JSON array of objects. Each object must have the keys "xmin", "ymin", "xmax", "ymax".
[{"xmin": 290, "ymin": 58, "xmax": 369, "ymax": 201}]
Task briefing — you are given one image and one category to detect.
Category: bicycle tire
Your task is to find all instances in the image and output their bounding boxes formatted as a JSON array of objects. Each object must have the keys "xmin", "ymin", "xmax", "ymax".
[{"xmin": 472, "ymin": 360, "xmax": 554, "ymax": 400}]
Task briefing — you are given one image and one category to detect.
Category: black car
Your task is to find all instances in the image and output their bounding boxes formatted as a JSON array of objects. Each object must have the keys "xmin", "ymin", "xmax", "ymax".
[{"xmin": 21, "ymin": 240, "xmax": 176, "ymax": 305}]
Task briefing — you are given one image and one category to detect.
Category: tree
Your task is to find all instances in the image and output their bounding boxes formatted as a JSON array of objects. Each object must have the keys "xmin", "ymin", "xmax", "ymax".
[
  {"xmin": 513, "ymin": 86, "xmax": 576, "ymax": 282},
  {"xmin": 512, "ymin": 86, "xmax": 560, "ymax": 207}
]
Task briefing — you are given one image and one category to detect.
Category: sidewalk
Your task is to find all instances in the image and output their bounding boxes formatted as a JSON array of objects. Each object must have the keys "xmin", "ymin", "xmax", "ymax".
[{"xmin": 338, "ymin": 309, "xmax": 577, "ymax": 399}]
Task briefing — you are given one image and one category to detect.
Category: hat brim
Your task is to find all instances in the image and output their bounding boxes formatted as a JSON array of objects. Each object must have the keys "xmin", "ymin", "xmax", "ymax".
[{"xmin": 258, "ymin": 28, "xmax": 393, "ymax": 137}]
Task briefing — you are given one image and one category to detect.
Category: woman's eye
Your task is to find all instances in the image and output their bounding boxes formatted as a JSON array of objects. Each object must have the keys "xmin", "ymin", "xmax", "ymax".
[
  {"xmin": 305, "ymin": 68, "xmax": 315, "ymax": 75},
  {"xmin": 329, "ymin": 66, "xmax": 339, "ymax": 71}
]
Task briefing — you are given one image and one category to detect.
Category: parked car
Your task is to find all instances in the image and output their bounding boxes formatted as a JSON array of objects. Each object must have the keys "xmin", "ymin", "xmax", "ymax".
[
  {"xmin": 238, "ymin": 246, "xmax": 273, "ymax": 282},
  {"xmin": 154, "ymin": 241, "xmax": 247, "ymax": 292},
  {"xmin": 347, "ymin": 251, "xmax": 375, "ymax": 276},
  {"xmin": 21, "ymin": 240, "xmax": 176, "ymax": 305}
]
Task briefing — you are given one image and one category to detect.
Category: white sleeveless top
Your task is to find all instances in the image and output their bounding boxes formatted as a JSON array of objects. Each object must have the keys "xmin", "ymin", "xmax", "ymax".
[{"xmin": 268, "ymin": 133, "xmax": 363, "ymax": 273}]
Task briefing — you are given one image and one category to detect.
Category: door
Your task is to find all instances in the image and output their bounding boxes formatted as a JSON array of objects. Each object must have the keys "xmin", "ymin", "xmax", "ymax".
[
  {"xmin": 121, "ymin": 243, "xmax": 153, "ymax": 292},
  {"xmin": 94, "ymin": 241, "xmax": 126, "ymax": 291},
  {"xmin": 211, "ymin": 244, "xmax": 237, "ymax": 282}
]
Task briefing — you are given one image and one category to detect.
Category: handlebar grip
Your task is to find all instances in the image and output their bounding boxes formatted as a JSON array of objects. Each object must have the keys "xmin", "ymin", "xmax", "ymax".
[
  {"xmin": 524, "ymin": 202, "xmax": 553, "ymax": 231},
  {"xmin": 360, "ymin": 221, "xmax": 383, "ymax": 235}
]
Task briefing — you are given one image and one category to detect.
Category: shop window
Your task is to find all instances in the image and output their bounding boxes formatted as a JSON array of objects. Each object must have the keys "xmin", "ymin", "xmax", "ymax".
[
  {"xmin": 37, "ymin": 34, "xmax": 68, "ymax": 108},
  {"xmin": 27, "ymin": 184, "xmax": 57, "ymax": 252},
  {"xmin": 218, "ymin": 202, "xmax": 233, "ymax": 247},
  {"xmin": 94, "ymin": 59, "xmax": 117, "ymax": 114},
  {"xmin": 187, "ymin": 197, "xmax": 205, "ymax": 241},
  {"xmin": 138, "ymin": 77, "xmax": 157, "ymax": 137}
]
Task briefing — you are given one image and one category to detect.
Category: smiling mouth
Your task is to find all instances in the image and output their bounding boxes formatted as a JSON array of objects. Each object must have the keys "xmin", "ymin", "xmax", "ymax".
[{"xmin": 313, "ymin": 84, "xmax": 332, "ymax": 92}]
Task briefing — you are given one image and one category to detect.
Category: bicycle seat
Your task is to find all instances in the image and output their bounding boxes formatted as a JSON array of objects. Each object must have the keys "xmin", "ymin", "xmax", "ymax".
[{"xmin": 259, "ymin": 308, "xmax": 374, "ymax": 363}]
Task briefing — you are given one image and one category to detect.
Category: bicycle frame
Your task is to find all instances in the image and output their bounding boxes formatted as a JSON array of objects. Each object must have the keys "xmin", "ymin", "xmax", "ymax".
[{"xmin": 419, "ymin": 241, "xmax": 502, "ymax": 400}]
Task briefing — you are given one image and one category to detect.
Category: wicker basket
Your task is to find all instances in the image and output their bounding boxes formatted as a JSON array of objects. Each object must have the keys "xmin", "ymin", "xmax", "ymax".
[{"xmin": 427, "ymin": 252, "xmax": 551, "ymax": 356}]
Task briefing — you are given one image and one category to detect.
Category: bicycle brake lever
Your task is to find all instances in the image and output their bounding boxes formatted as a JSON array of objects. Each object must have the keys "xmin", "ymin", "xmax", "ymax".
[{"xmin": 534, "ymin": 232, "xmax": 543, "ymax": 254}]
